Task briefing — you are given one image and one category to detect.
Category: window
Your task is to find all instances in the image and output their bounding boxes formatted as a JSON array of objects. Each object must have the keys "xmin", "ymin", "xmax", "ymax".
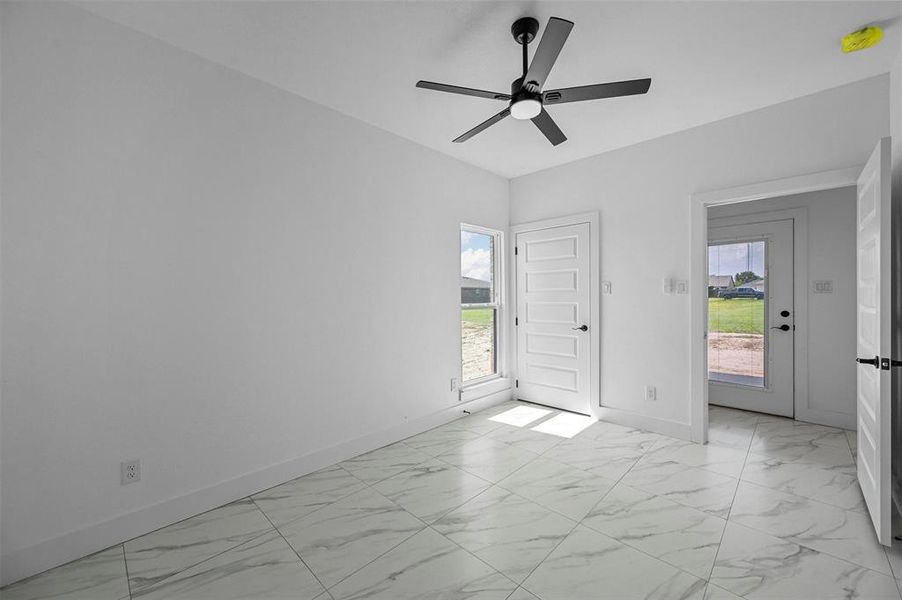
[
  {"xmin": 707, "ymin": 239, "xmax": 767, "ymax": 388},
  {"xmin": 461, "ymin": 225, "xmax": 502, "ymax": 384}
]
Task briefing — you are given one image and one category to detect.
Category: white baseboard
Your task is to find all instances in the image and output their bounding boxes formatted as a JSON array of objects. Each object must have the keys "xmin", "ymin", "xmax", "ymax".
[
  {"xmin": 0, "ymin": 390, "xmax": 510, "ymax": 587},
  {"xmin": 596, "ymin": 406, "xmax": 692, "ymax": 441},
  {"xmin": 794, "ymin": 408, "xmax": 855, "ymax": 431}
]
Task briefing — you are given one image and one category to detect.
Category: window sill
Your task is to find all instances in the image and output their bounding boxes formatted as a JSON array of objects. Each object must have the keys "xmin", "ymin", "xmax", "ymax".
[{"xmin": 461, "ymin": 377, "xmax": 512, "ymax": 403}]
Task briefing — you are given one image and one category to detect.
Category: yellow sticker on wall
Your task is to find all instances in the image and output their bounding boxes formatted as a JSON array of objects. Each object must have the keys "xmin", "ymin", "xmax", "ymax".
[{"xmin": 842, "ymin": 26, "xmax": 883, "ymax": 53}]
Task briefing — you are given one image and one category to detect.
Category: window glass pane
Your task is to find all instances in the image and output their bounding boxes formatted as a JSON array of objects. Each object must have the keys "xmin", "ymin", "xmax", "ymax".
[
  {"xmin": 462, "ymin": 308, "xmax": 496, "ymax": 381},
  {"xmin": 707, "ymin": 240, "xmax": 766, "ymax": 387},
  {"xmin": 461, "ymin": 230, "xmax": 494, "ymax": 303}
]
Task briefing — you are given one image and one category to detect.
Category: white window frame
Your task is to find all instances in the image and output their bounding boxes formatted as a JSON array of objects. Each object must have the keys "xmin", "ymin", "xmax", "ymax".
[{"xmin": 460, "ymin": 223, "xmax": 504, "ymax": 388}]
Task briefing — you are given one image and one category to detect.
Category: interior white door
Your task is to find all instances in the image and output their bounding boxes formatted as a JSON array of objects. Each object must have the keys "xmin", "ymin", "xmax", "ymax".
[
  {"xmin": 708, "ymin": 219, "xmax": 794, "ymax": 417},
  {"xmin": 855, "ymin": 137, "xmax": 892, "ymax": 546},
  {"xmin": 516, "ymin": 222, "xmax": 591, "ymax": 415}
]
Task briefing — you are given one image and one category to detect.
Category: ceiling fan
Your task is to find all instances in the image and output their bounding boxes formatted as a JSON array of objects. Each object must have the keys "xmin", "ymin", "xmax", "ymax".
[{"xmin": 416, "ymin": 16, "xmax": 651, "ymax": 146}]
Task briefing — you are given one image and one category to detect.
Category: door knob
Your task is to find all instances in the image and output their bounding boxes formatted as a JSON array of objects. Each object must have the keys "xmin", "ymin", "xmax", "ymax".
[
  {"xmin": 857, "ymin": 356, "xmax": 880, "ymax": 368},
  {"xmin": 572, "ymin": 324, "xmax": 588, "ymax": 332},
  {"xmin": 770, "ymin": 324, "xmax": 790, "ymax": 331}
]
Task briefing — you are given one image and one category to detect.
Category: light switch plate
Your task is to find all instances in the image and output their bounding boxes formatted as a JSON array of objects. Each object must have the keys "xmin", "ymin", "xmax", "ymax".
[
  {"xmin": 813, "ymin": 280, "xmax": 833, "ymax": 294},
  {"xmin": 602, "ymin": 281, "xmax": 612, "ymax": 295},
  {"xmin": 676, "ymin": 280, "xmax": 689, "ymax": 294},
  {"xmin": 662, "ymin": 278, "xmax": 675, "ymax": 294}
]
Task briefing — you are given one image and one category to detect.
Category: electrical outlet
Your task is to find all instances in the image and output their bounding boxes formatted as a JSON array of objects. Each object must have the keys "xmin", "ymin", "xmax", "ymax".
[
  {"xmin": 645, "ymin": 385, "xmax": 657, "ymax": 401},
  {"xmin": 676, "ymin": 280, "xmax": 689, "ymax": 294},
  {"xmin": 121, "ymin": 459, "xmax": 141, "ymax": 485}
]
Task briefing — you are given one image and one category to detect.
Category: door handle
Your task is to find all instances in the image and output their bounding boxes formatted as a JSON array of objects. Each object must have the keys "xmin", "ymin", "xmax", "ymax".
[
  {"xmin": 857, "ymin": 356, "xmax": 880, "ymax": 368},
  {"xmin": 770, "ymin": 324, "xmax": 791, "ymax": 332},
  {"xmin": 572, "ymin": 324, "xmax": 588, "ymax": 332}
]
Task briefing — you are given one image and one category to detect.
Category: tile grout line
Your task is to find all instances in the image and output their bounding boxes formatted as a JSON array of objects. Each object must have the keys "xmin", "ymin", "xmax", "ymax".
[
  {"xmin": 250, "ymin": 496, "xmax": 331, "ymax": 595},
  {"xmin": 303, "ymin": 449, "xmax": 510, "ymax": 595},
  {"xmin": 256, "ymin": 466, "xmax": 372, "ymax": 532},
  {"xmin": 319, "ymin": 407, "xmax": 591, "ymax": 595},
  {"xmin": 702, "ymin": 409, "xmax": 760, "ymax": 588},
  {"xmin": 725, "ymin": 479, "xmax": 897, "ymax": 578},
  {"xmin": 120, "ymin": 545, "xmax": 133, "ymax": 600},
  {"xmin": 424, "ymin": 521, "xmax": 522, "ymax": 590},
  {"xmin": 126, "ymin": 513, "xmax": 279, "ymax": 597},
  {"xmin": 512, "ymin": 434, "xmax": 656, "ymax": 595},
  {"xmin": 714, "ymin": 413, "xmax": 895, "ymax": 590},
  {"xmin": 560, "ymin": 428, "xmax": 729, "ymax": 589},
  {"xmin": 98, "ymin": 461, "xmax": 384, "ymax": 595}
]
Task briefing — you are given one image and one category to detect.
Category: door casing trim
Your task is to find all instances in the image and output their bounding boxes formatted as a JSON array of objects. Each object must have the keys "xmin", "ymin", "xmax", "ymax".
[
  {"xmin": 510, "ymin": 212, "xmax": 600, "ymax": 415},
  {"xmin": 690, "ymin": 167, "xmax": 862, "ymax": 442}
]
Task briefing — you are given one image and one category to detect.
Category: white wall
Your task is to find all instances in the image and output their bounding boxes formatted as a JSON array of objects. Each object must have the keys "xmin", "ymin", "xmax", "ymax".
[
  {"xmin": 510, "ymin": 75, "xmax": 890, "ymax": 432},
  {"xmin": 0, "ymin": 2, "xmax": 509, "ymax": 584},
  {"xmin": 709, "ymin": 187, "xmax": 857, "ymax": 428}
]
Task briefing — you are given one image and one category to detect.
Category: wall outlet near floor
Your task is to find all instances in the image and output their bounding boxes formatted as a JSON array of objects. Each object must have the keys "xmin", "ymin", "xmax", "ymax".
[
  {"xmin": 645, "ymin": 385, "xmax": 657, "ymax": 401},
  {"xmin": 121, "ymin": 459, "xmax": 141, "ymax": 485}
]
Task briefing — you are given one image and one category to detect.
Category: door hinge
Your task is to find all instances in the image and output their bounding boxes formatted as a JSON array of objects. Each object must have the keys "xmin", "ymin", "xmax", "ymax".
[
  {"xmin": 514, "ymin": 246, "xmax": 518, "ymax": 255},
  {"xmin": 881, "ymin": 358, "xmax": 902, "ymax": 370},
  {"xmin": 515, "ymin": 379, "xmax": 519, "ymax": 388},
  {"xmin": 515, "ymin": 317, "xmax": 518, "ymax": 326}
]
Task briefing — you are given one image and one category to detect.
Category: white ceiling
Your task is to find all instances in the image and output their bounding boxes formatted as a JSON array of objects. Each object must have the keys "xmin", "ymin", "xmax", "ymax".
[{"xmin": 77, "ymin": 1, "xmax": 901, "ymax": 178}]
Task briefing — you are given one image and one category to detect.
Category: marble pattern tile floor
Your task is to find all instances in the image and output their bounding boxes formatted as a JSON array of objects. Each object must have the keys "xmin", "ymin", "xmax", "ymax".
[{"xmin": 4, "ymin": 401, "xmax": 898, "ymax": 600}]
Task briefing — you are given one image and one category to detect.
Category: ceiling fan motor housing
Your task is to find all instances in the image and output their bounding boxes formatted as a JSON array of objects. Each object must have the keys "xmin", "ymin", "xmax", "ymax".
[{"xmin": 511, "ymin": 17, "xmax": 539, "ymax": 44}]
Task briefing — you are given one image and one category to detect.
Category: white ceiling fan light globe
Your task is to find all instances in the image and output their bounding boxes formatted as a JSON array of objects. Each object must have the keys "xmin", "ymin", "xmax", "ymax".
[{"xmin": 510, "ymin": 98, "xmax": 542, "ymax": 120}]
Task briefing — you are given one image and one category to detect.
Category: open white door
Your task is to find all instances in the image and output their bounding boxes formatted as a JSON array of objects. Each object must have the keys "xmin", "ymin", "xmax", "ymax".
[{"xmin": 855, "ymin": 137, "xmax": 892, "ymax": 546}]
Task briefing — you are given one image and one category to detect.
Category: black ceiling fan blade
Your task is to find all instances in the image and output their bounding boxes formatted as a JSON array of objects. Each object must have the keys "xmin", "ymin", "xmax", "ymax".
[
  {"xmin": 417, "ymin": 80, "xmax": 511, "ymax": 101},
  {"xmin": 523, "ymin": 17, "xmax": 574, "ymax": 90},
  {"xmin": 543, "ymin": 78, "xmax": 651, "ymax": 105},
  {"xmin": 453, "ymin": 108, "xmax": 511, "ymax": 143},
  {"xmin": 531, "ymin": 108, "xmax": 566, "ymax": 146}
]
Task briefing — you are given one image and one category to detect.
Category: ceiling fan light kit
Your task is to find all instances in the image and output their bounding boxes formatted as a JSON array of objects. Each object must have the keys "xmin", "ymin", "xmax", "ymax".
[{"xmin": 416, "ymin": 16, "xmax": 652, "ymax": 146}]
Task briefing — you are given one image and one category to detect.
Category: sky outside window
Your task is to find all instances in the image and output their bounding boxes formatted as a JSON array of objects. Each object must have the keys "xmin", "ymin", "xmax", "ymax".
[
  {"xmin": 709, "ymin": 242, "xmax": 765, "ymax": 277},
  {"xmin": 461, "ymin": 230, "xmax": 493, "ymax": 285}
]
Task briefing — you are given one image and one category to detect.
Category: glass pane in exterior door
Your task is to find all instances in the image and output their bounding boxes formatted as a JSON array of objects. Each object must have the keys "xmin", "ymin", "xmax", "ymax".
[{"xmin": 708, "ymin": 240, "xmax": 766, "ymax": 387}]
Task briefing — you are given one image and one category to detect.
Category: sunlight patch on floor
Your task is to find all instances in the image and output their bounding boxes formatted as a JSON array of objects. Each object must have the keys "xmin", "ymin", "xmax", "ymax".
[
  {"xmin": 488, "ymin": 405, "xmax": 552, "ymax": 427},
  {"xmin": 531, "ymin": 412, "xmax": 596, "ymax": 438}
]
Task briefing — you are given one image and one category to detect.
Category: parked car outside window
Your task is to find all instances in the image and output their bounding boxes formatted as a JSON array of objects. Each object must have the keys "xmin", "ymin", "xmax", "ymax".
[{"xmin": 719, "ymin": 287, "xmax": 764, "ymax": 300}]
